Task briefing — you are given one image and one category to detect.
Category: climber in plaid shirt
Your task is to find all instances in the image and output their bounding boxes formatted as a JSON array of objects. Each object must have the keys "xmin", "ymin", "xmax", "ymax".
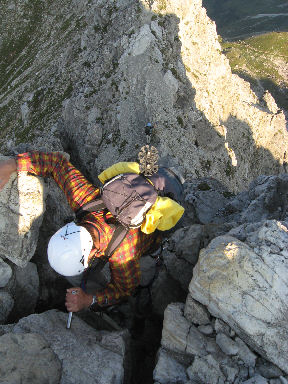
[{"xmin": 0, "ymin": 152, "xmax": 160, "ymax": 312}]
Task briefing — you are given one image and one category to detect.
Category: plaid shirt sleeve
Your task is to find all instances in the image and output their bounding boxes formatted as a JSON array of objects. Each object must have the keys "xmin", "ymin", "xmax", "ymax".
[
  {"xmin": 94, "ymin": 228, "xmax": 159, "ymax": 306},
  {"xmin": 17, "ymin": 151, "xmax": 100, "ymax": 211}
]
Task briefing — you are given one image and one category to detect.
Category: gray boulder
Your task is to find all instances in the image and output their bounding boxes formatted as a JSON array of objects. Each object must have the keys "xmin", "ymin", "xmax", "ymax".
[
  {"xmin": 184, "ymin": 178, "xmax": 232, "ymax": 224},
  {"xmin": 153, "ymin": 348, "xmax": 188, "ymax": 384},
  {"xmin": 8, "ymin": 262, "xmax": 39, "ymax": 321},
  {"xmin": 1, "ymin": 0, "xmax": 288, "ymax": 196},
  {"xmin": 256, "ymin": 358, "xmax": 284, "ymax": 379},
  {"xmin": 235, "ymin": 337, "xmax": 257, "ymax": 368},
  {"xmin": 161, "ymin": 303, "xmax": 207, "ymax": 362},
  {"xmin": 6, "ymin": 309, "xmax": 128, "ymax": 384},
  {"xmin": 187, "ymin": 354, "xmax": 226, "ymax": 384},
  {"xmin": 189, "ymin": 220, "xmax": 288, "ymax": 373},
  {"xmin": 0, "ymin": 156, "xmax": 46, "ymax": 267},
  {"xmin": 216, "ymin": 333, "xmax": 239, "ymax": 356},
  {"xmin": 218, "ymin": 175, "xmax": 288, "ymax": 224},
  {"xmin": 184, "ymin": 294, "xmax": 211, "ymax": 325},
  {"xmin": 0, "ymin": 332, "xmax": 62, "ymax": 384}
]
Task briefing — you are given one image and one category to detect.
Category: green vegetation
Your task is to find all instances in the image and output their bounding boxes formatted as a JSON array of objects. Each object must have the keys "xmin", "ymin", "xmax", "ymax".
[
  {"xmin": 157, "ymin": 0, "xmax": 167, "ymax": 12},
  {"xmin": 202, "ymin": 0, "xmax": 288, "ymax": 39},
  {"xmin": 222, "ymin": 191, "xmax": 235, "ymax": 198},
  {"xmin": 197, "ymin": 182, "xmax": 211, "ymax": 191},
  {"xmin": 0, "ymin": 0, "xmax": 44, "ymax": 92},
  {"xmin": 221, "ymin": 32, "xmax": 288, "ymax": 110},
  {"xmin": 224, "ymin": 160, "xmax": 236, "ymax": 177},
  {"xmin": 177, "ymin": 116, "xmax": 184, "ymax": 127},
  {"xmin": 201, "ymin": 159, "xmax": 212, "ymax": 171}
]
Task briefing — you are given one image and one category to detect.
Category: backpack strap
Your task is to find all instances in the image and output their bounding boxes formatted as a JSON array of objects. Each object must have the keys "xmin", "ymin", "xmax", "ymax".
[
  {"xmin": 75, "ymin": 200, "xmax": 129, "ymax": 258},
  {"xmin": 104, "ymin": 224, "xmax": 128, "ymax": 258},
  {"xmin": 75, "ymin": 198, "xmax": 106, "ymax": 223}
]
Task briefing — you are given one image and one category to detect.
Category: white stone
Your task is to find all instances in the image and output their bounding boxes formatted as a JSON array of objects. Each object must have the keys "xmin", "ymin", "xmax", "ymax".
[
  {"xmin": 7, "ymin": 309, "xmax": 127, "ymax": 384},
  {"xmin": 161, "ymin": 303, "xmax": 190, "ymax": 354},
  {"xmin": 189, "ymin": 225, "xmax": 288, "ymax": 373},
  {"xmin": 214, "ymin": 318, "xmax": 231, "ymax": 336},
  {"xmin": 235, "ymin": 337, "xmax": 257, "ymax": 367},
  {"xmin": 153, "ymin": 348, "xmax": 188, "ymax": 384},
  {"xmin": 198, "ymin": 324, "xmax": 213, "ymax": 335},
  {"xmin": 187, "ymin": 354, "xmax": 226, "ymax": 384},
  {"xmin": 130, "ymin": 24, "xmax": 155, "ymax": 57},
  {"xmin": 163, "ymin": 70, "xmax": 179, "ymax": 95},
  {"xmin": 161, "ymin": 303, "xmax": 207, "ymax": 358},
  {"xmin": 216, "ymin": 333, "xmax": 239, "ymax": 355},
  {"xmin": 0, "ymin": 333, "xmax": 61, "ymax": 384},
  {"xmin": 0, "ymin": 156, "xmax": 46, "ymax": 267}
]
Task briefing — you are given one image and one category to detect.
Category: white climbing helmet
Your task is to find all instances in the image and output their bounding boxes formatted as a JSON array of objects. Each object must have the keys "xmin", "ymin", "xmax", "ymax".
[{"xmin": 47, "ymin": 222, "xmax": 93, "ymax": 276}]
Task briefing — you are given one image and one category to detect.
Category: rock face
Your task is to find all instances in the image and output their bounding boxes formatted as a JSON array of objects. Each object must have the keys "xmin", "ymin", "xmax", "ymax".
[
  {"xmin": 2, "ymin": 309, "xmax": 128, "ymax": 384},
  {"xmin": 0, "ymin": 156, "xmax": 46, "ymax": 267},
  {"xmin": 8, "ymin": 262, "xmax": 39, "ymax": 321},
  {"xmin": 189, "ymin": 220, "xmax": 288, "ymax": 374},
  {"xmin": 0, "ymin": 291, "xmax": 14, "ymax": 324},
  {"xmin": 0, "ymin": 258, "xmax": 12, "ymax": 288},
  {"xmin": 0, "ymin": 332, "xmax": 62, "ymax": 384},
  {"xmin": 1, "ymin": 0, "xmax": 287, "ymax": 193},
  {"xmin": 155, "ymin": 300, "xmax": 287, "ymax": 384}
]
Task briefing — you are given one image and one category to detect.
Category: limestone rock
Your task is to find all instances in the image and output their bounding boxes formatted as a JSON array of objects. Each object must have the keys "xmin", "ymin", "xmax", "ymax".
[
  {"xmin": 186, "ymin": 174, "xmax": 288, "ymax": 226},
  {"xmin": 184, "ymin": 294, "xmax": 211, "ymax": 325},
  {"xmin": 235, "ymin": 337, "xmax": 257, "ymax": 368},
  {"xmin": 221, "ymin": 363, "xmax": 239, "ymax": 383},
  {"xmin": 167, "ymin": 224, "xmax": 204, "ymax": 266},
  {"xmin": 1, "ymin": 1, "xmax": 288, "ymax": 194},
  {"xmin": 198, "ymin": 324, "xmax": 213, "ymax": 335},
  {"xmin": 0, "ymin": 332, "xmax": 61, "ymax": 384},
  {"xmin": 263, "ymin": 91, "xmax": 279, "ymax": 114},
  {"xmin": 214, "ymin": 318, "xmax": 231, "ymax": 337},
  {"xmin": 189, "ymin": 220, "xmax": 288, "ymax": 373},
  {"xmin": 8, "ymin": 262, "xmax": 39, "ymax": 321},
  {"xmin": 0, "ymin": 291, "xmax": 14, "ymax": 324},
  {"xmin": 0, "ymin": 258, "xmax": 12, "ymax": 288},
  {"xmin": 153, "ymin": 348, "xmax": 188, "ymax": 384},
  {"xmin": 5, "ymin": 309, "xmax": 128, "ymax": 384},
  {"xmin": 162, "ymin": 249, "xmax": 193, "ymax": 291},
  {"xmin": 185, "ymin": 178, "xmax": 230, "ymax": 224},
  {"xmin": 221, "ymin": 175, "xmax": 288, "ymax": 224},
  {"xmin": 0, "ymin": 156, "xmax": 46, "ymax": 267},
  {"xmin": 187, "ymin": 354, "xmax": 226, "ymax": 384},
  {"xmin": 242, "ymin": 375, "xmax": 268, "ymax": 384},
  {"xmin": 216, "ymin": 333, "xmax": 239, "ymax": 356},
  {"xmin": 161, "ymin": 303, "xmax": 207, "ymax": 360},
  {"xmin": 161, "ymin": 303, "xmax": 190, "ymax": 355},
  {"xmin": 256, "ymin": 358, "xmax": 284, "ymax": 379}
]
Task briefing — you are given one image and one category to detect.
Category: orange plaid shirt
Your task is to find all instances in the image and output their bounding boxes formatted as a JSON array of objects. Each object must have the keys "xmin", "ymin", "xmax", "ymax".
[{"xmin": 17, "ymin": 152, "xmax": 159, "ymax": 306}]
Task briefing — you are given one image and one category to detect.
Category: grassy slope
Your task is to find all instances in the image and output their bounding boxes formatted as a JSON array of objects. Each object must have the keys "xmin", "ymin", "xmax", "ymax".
[
  {"xmin": 221, "ymin": 32, "xmax": 288, "ymax": 111},
  {"xmin": 203, "ymin": 0, "xmax": 288, "ymax": 39},
  {"xmin": 0, "ymin": 0, "xmax": 77, "ymax": 146}
]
